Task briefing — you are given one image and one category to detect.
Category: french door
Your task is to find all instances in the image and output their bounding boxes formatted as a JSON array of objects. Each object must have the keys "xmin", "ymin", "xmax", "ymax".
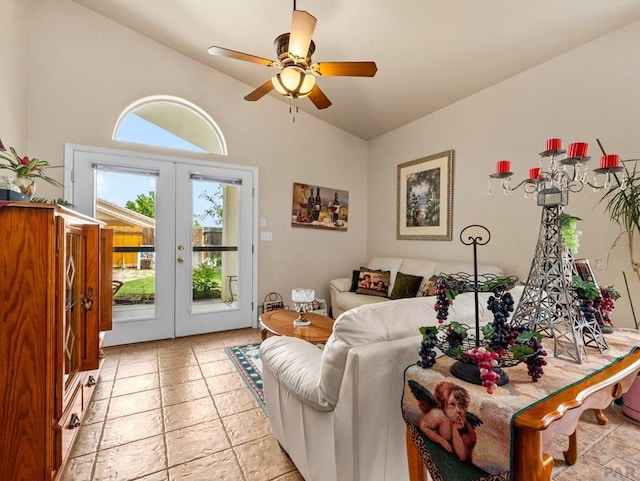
[{"xmin": 68, "ymin": 145, "xmax": 256, "ymax": 345}]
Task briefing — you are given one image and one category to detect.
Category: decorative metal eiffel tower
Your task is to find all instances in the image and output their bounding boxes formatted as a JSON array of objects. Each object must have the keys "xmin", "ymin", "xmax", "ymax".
[{"xmin": 511, "ymin": 187, "xmax": 609, "ymax": 363}]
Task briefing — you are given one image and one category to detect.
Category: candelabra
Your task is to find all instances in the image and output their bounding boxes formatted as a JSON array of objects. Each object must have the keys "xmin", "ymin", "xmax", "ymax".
[
  {"xmin": 487, "ymin": 138, "xmax": 624, "ymax": 363},
  {"xmin": 292, "ymin": 288, "xmax": 315, "ymax": 326}
]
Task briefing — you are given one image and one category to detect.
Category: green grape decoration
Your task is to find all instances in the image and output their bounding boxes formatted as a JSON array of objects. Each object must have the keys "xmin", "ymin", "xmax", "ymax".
[{"xmin": 559, "ymin": 213, "xmax": 582, "ymax": 254}]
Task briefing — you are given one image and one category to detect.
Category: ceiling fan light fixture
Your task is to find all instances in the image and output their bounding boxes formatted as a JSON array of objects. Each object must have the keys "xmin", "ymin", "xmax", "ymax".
[{"xmin": 272, "ymin": 66, "xmax": 316, "ymax": 98}]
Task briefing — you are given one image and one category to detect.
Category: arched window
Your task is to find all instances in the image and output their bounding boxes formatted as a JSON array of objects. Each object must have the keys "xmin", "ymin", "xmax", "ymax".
[{"xmin": 113, "ymin": 96, "xmax": 227, "ymax": 155}]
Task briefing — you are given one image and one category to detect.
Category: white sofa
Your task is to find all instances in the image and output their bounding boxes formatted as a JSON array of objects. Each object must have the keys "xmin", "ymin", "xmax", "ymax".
[
  {"xmin": 330, "ymin": 256, "xmax": 506, "ymax": 318},
  {"xmin": 259, "ymin": 283, "xmax": 524, "ymax": 481}
]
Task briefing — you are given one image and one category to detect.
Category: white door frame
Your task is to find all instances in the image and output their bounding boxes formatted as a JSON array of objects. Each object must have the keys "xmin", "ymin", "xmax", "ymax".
[{"xmin": 64, "ymin": 143, "xmax": 259, "ymax": 344}]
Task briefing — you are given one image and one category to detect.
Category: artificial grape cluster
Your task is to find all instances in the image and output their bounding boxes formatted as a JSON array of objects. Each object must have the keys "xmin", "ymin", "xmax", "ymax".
[
  {"xmin": 598, "ymin": 286, "xmax": 619, "ymax": 323},
  {"xmin": 486, "ymin": 292, "xmax": 515, "ymax": 354},
  {"xmin": 417, "ymin": 331, "xmax": 439, "ymax": 368},
  {"xmin": 445, "ymin": 325, "xmax": 465, "ymax": 349},
  {"xmin": 559, "ymin": 214, "xmax": 581, "ymax": 254},
  {"xmin": 522, "ymin": 335, "xmax": 547, "ymax": 382},
  {"xmin": 465, "ymin": 347, "xmax": 501, "ymax": 394},
  {"xmin": 578, "ymin": 298, "xmax": 597, "ymax": 324},
  {"xmin": 434, "ymin": 277, "xmax": 450, "ymax": 324}
]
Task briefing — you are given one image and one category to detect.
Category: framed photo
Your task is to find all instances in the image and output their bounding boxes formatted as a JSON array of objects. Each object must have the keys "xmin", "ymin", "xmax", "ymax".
[
  {"xmin": 397, "ymin": 149, "xmax": 454, "ymax": 240},
  {"xmin": 574, "ymin": 258, "xmax": 598, "ymax": 284},
  {"xmin": 291, "ymin": 182, "xmax": 348, "ymax": 231}
]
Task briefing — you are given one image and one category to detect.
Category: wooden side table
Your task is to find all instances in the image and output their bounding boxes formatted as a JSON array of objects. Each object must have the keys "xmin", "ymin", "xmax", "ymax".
[
  {"xmin": 259, "ymin": 309, "xmax": 334, "ymax": 343},
  {"xmin": 402, "ymin": 329, "xmax": 640, "ymax": 481}
]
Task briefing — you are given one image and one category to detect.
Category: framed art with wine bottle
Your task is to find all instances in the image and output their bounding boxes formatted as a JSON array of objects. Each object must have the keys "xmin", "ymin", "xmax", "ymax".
[{"xmin": 291, "ymin": 182, "xmax": 349, "ymax": 231}]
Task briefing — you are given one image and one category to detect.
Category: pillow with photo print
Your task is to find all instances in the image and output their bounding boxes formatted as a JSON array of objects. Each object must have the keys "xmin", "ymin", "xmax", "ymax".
[
  {"xmin": 421, "ymin": 275, "xmax": 441, "ymax": 297},
  {"xmin": 355, "ymin": 268, "xmax": 391, "ymax": 298}
]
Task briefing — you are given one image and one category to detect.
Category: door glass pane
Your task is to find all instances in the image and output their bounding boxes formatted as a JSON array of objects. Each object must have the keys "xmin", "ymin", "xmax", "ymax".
[
  {"xmin": 96, "ymin": 168, "xmax": 158, "ymax": 322},
  {"xmin": 191, "ymin": 178, "xmax": 239, "ymax": 314}
]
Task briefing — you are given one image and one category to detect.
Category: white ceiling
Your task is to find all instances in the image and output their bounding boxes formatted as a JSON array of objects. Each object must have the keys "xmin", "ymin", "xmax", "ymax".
[{"xmin": 72, "ymin": 0, "xmax": 640, "ymax": 140}]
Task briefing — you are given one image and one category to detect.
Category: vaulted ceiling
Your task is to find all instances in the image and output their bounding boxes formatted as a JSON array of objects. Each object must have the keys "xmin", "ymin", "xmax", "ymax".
[{"xmin": 72, "ymin": 0, "xmax": 640, "ymax": 140}]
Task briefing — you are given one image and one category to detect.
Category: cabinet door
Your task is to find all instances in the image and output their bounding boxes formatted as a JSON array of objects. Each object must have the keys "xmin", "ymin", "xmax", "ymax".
[
  {"xmin": 79, "ymin": 224, "xmax": 101, "ymax": 372},
  {"xmin": 100, "ymin": 228, "xmax": 114, "ymax": 332}
]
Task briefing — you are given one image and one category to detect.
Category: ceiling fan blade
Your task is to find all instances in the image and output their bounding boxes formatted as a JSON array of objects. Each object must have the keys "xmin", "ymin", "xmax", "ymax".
[
  {"xmin": 312, "ymin": 62, "xmax": 378, "ymax": 77},
  {"xmin": 244, "ymin": 80, "xmax": 275, "ymax": 101},
  {"xmin": 207, "ymin": 46, "xmax": 279, "ymax": 67},
  {"xmin": 289, "ymin": 10, "xmax": 317, "ymax": 59},
  {"xmin": 308, "ymin": 84, "xmax": 332, "ymax": 110}
]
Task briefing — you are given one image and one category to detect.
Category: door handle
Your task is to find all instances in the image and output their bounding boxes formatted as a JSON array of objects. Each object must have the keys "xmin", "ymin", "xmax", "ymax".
[{"xmin": 177, "ymin": 257, "xmax": 185, "ymax": 263}]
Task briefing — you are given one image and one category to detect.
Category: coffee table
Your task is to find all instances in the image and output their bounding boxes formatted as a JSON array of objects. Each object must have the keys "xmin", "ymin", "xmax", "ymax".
[{"xmin": 259, "ymin": 309, "xmax": 334, "ymax": 343}]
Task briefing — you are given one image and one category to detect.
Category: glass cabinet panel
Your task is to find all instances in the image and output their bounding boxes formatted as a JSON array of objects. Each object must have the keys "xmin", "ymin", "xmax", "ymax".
[{"xmin": 63, "ymin": 227, "xmax": 83, "ymax": 389}]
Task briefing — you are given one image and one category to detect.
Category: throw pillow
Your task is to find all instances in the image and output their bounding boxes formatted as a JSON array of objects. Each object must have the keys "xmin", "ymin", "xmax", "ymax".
[
  {"xmin": 349, "ymin": 269, "xmax": 360, "ymax": 292},
  {"xmin": 421, "ymin": 275, "xmax": 441, "ymax": 297},
  {"xmin": 389, "ymin": 272, "xmax": 424, "ymax": 300},
  {"xmin": 355, "ymin": 268, "xmax": 391, "ymax": 298}
]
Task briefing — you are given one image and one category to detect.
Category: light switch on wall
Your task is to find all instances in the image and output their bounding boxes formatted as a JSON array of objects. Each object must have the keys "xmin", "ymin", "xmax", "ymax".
[
  {"xmin": 260, "ymin": 218, "xmax": 267, "ymax": 227},
  {"xmin": 260, "ymin": 232, "xmax": 273, "ymax": 241}
]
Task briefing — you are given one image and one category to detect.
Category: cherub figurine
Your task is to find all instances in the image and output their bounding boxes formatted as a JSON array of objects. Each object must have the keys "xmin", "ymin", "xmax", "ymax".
[{"xmin": 408, "ymin": 379, "xmax": 482, "ymax": 462}]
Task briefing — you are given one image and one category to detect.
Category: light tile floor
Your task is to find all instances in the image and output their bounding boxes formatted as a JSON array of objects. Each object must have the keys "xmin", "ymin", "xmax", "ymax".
[
  {"xmin": 59, "ymin": 328, "xmax": 640, "ymax": 481},
  {"xmin": 60, "ymin": 328, "xmax": 302, "ymax": 481}
]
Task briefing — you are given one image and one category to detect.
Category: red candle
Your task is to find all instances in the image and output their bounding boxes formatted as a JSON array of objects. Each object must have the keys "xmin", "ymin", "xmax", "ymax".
[
  {"xmin": 567, "ymin": 142, "xmax": 588, "ymax": 158},
  {"xmin": 600, "ymin": 154, "xmax": 620, "ymax": 169},
  {"xmin": 545, "ymin": 138, "xmax": 562, "ymax": 151},
  {"xmin": 529, "ymin": 167, "xmax": 541, "ymax": 180},
  {"xmin": 495, "ymin": 160, "xmax": 511, "ymax": 173}
]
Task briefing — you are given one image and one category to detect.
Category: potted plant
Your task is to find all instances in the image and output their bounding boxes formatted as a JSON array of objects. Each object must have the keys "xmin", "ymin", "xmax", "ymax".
[
  {"xmin": 597, "ymin": 140, "xmax": 640, "ymax": 420},
  {"xmin": 0, "ymin": 138, "xmax": 63, "ymax": 198},
  {"xmin": 597, "ymin": 140, "xmax": 639, "ymax": 323}
]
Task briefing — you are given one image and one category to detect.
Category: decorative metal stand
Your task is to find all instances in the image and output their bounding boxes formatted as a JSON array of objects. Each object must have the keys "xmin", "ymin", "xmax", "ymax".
[{"xmin": 490, "ymin": 144, "xmax": 609, "ymax": 363}]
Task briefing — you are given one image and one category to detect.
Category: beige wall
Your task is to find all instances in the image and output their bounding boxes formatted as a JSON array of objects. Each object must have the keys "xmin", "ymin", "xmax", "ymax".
[
  {"xmin": 368, "ymin": 20, "xmax": 640, "ymax": 329},
  {"xmin": 25, "ymin": 0, "xmax": 369, "ymax": 313},
  {"xmin": 0, "ymin": 0, "xmax": 28, "ymax": 149},
  {"xmin": 9, "ymin": 1, "xmax": 640, "ymax": 329}
]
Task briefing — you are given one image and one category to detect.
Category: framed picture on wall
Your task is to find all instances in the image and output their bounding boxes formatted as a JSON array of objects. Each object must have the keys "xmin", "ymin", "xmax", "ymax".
[
  {"xmin": 397, "ymin": 149, "xmax": 454, "ymax": 240},
  {"xmin": 291, "ymin": 182, "xmax": 349, "ymax": 231}
]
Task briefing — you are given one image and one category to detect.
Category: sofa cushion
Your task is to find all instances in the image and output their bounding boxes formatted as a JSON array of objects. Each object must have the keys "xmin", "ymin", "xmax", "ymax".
[
  {"xmin": 333, "ymin": 291, "xmax": 388, "ymax": 312},
  {"xmin": 420, "ymin": 275, "xmax": 440, "ymax": 296},
  {"xmin": 349, "ymin": 270, "xmax": 360, "ymax": 292},
  {"xmin": 355, "ymin": 267, "xmax": 390, "ymax": 297},
  {"xmin": 389, "ymin": 272, "xmax": 424, "ymax": 300},
  {"xmin": 367, "ymin": 256, "xmax": 404, "ymax": 289}
]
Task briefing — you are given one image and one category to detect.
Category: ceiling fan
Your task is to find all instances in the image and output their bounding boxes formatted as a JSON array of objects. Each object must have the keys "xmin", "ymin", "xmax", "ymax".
[{"xmin": 207, "ymin": 2, "xmax": 377, "ymax": 109}]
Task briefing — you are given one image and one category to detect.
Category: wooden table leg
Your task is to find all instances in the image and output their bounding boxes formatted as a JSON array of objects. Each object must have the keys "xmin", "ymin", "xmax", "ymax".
[
  {"xmin": 513, "ymin": 428, "xmax": 554, "ymax": 481},
  {"xmin": 406, "ymin": 427, "xmax": 426, "ymax": 481},
  {"xmin": 593, "ymin": 408, "xmax": 608, "ymax": 425},
  {"xmin": 563, "ymin": 430, "xmax": 578, "ymax": 465}
]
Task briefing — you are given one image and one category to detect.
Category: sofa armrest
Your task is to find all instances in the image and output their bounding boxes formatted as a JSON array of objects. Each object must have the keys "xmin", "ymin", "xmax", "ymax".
[
  {"xmin": 259, "ymin": 336, "xmax": 333, "ymax": 411},
  {"xmin": 330, "ymin": 277, "xmax": 352, "ymax": 293}
]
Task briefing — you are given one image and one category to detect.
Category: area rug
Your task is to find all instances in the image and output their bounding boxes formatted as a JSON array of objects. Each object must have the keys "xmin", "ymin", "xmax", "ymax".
[{"xmin": 225, "ymin": 343, "xmax": 265, "ymax": 411}]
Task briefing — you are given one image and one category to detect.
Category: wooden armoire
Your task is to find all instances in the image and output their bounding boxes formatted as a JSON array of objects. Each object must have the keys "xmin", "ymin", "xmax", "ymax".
[{"xmin": 0, "ymin": 202, "xmax": 113, "ymax": 481}]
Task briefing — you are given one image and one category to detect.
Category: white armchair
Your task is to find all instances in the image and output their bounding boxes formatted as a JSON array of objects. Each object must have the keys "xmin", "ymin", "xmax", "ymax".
[{"xmin": 259, "ymin": 289, "xmax": 520, "ymax": 481}]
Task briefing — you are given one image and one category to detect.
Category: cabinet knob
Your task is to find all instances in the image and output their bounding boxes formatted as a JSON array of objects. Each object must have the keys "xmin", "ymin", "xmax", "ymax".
[
  {"xmin": 69, "ymin": 413, "xmax": 81, "ymax": 429},
  {"xmin": 87, "ymin": 375, "xmax": 97, "ymax": 387},
  {"xmin": 177, "ymin": 257, "xmax": 185, "ymax": 264}
]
